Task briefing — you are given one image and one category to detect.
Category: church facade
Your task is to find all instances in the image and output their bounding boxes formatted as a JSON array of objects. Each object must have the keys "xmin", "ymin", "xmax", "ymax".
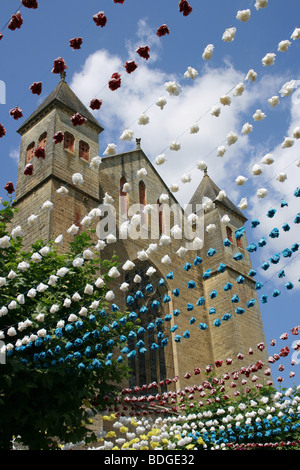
[{"xmin": 12, "ymin": 74, "xmax": 269, "ymax": 391}]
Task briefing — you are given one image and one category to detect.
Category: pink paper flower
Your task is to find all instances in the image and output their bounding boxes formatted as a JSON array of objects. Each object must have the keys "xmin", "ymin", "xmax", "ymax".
[
  {"xmin": 34, "ymin": 147, "xmax": 45, "ymax": 159},
  {"xmin": 8, "ymin": 12, "xmax": 23, "ymax": 30},
  {"xmin": 0, "ymin": 123, "xmax": 6, "ymax": 138},
  {"xmin": 90, "ymin": 98, "xmax": 102, "ymax": 110},
  {"xmin": 157, "ymin": 24, "xmax": 170, "ymax": 37},
  {"xmin": 29, "ymin": 81, "xmax": 42, "ymax": 95},
  {"xmin": 70, "ymin": 112, "xmax": 87, "ymax": 126},
  {"xmin": 178, "ymin": 0, "xmax": 193, "ymax": 16},
  {"xmin": 69, "ymin": 37, "xmax": 83, "ymax": 50},
  {"xmin": 10, "ymin": 106, "xmax": 23, "ymax": 120},
  {"xmin": 53, "ymin": 131, "xmax": 64, "ymax": 144},
  {"xmin": 93, "ymin": 11, "xmax": 107, "ymax": 27},
  {"xmin": 108, "ymin": 72, "xmax": 121, "ymax": 91},
  {"xmin": 51, "ymin": 57, "xmax": 68, "ymax": 74},
  {"xmin": 124, "ymin": 60, "xmax": 138, "ymax": 73},
  {"xmin": 136, "ymin": 45, "xmax": 150, "ymax": 60},
  {"xmin": 22, "ymin": 0, "xmax": 38, "ymax": 8},
  {"xmin": 4, "ymin": 181, "xmax": 15, "ymax": 194}
]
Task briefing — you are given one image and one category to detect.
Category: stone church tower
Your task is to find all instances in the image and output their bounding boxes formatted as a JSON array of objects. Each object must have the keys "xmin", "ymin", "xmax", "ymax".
[{"xmin": 12, "ymin": 75, "xmax": 269, "ymax": 392}]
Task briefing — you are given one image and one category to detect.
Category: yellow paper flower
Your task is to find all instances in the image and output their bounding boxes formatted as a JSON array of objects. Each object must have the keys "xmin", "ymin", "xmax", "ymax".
[
  {"xmin": 161, "ymin": 439, "xmax": 169, "ymax": 444},
  {"xmin": 197, "ymin": 437, "xmax": 205, "ymax": 445},
  {"xmin": 140, "ymin": 434, "xmax": 148, "ymax": 440},
  {"xmin": 120, "ymin": 426, "xmax": 129, "ymax": 433},
  {"xmin": 140, "ymin": 446, "xmax": 149, "ymax": 450},
  {"xmin": 112, "ymin": 446, "xmax": 120, "ymax": 450},
  {"xmin": 150, "ymin": 441, "xmax": 160, "ymax": 449},
  {"xmin": 186, "ymin": 444, "xmax": 195, "ymax": 450},
  {"xmin": 129, "ymin": 438, "xmax": 139, "ymax": 444},
  {"xmin": 121, "ymin": 442, "xmax": 130, "ymax": 449},
  {"xmin": 106, "ymin": 431, "xmax": 116, "ymax": 438}
]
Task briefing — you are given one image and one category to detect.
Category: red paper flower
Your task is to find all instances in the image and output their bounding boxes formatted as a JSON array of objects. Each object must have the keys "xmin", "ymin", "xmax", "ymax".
[
  {"xmin": 24, "ymin": 163, "xmax": 34, "ymax": 175},
  {"xmin": 22, "ymin": 0, "xmax": 38, "ymax": 8},
  {"xmin": 69, "ymin": 37, "xmax": 83, "ymax": 50},
  {"xmin": 0, "ymin": 123, "xmax": 6, "ymax": 138},
  {"xmin": 178, "ymin": 0, "xmax": 193, "ymax": 16},
  {"xmin": 0, "ymin": 33, "xmax": 3, "ymax": 40},
  {"xmin": 34, "ymin": 147, "xmax": 45, "ymax": 159},
  {"xmin": 124, "ymin": 60, "xmax": 138, "ymax": 74},
  {"xmin": 4, "ymin": 181, "xmax": 15, "ymax": 194},
  {"xmin": 71, "ymin": 112, "xmax": 87, "ymax": 126},
  {"xmin": 136, "ymin": 45, "xmax": 150, "ymax": 60},
  {"xmin": 29, "ymin": 81, "xmax": 42, "ymax": 95},
  {"xmin": 108, "ymin": 72, "xmax": 121, "ymax": 91},
  {"xmin": 215, "ymin": 360, "xmax": 223, "ymax": 368},
  {"xmin": 90, "ymin": 98, "xmax": 102, "ymax": 110},
  {"xmin": 8, "ymin": 12, "xmax": 23, "ymax": 31},
  {"xmin": 93, "ymin": 11, "xmax": 107, "ymax": 27},
  {"xmin": 113, "ymin": 0, "xmax": 125, "ymax": 3},
  {"xmin": 53, "ymin": 131, "xmax": 64, "ymax": 144},
  {"xmin": 157, "ymin": 24, "xmax": 170, "ymax": 37},
  {"xmin": 9, "ymin": 107, "xmax": 23, "ymax": 120},
  {"xmin": 51, "ymin": 57, "xmax": 68, "ymax": 74}
]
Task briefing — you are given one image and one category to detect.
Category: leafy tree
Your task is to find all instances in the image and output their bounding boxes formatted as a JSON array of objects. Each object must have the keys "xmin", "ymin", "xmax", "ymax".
[{"xmin": 0, "ymin": 198, "xmax": 134, "ymax": 450}]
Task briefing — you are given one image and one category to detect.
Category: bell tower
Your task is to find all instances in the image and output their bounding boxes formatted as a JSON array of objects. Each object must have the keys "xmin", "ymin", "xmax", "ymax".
[
  {"xmin": 13, "ymin": 73, "xmax": 104, "ymax": 249},
  {"xmin": 189, "ymin": 170, "xmax": 269, "ymax": 376}
]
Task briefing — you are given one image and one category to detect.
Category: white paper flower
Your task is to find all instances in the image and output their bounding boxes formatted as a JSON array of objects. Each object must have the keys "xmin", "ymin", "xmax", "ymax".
[
  {"xmin": 134, "ymin": 274, "xmax": 142, "ymax": 283},
  {"xmin": 202, "ymin": 44, "xmax": 214, "ymax": 60},
  {"xmin": 11, "ymin": 225, "xmax": 23, "ymax": 239},
  {"xmin": 226, "ymin": 132, "xmax": 238, "ymax": 146},
  {"xmin": 278, "ymin": 40, "xmax": 291, "ymax": 52},
  {"xmin": 137, "ymin": 168, "xmax": 147, "ymax": 177},
  {"xmin": 146, "ymin": 243, "xmax": 158, "ymax": 254},
  {"xmin": 169, "ymin": 141, "xmax": 181, "ymax": 151},
  {"xmin": 95, "ymin": 277, "xmax": 105, "ymax": 288},
  {"xmin": 262, "ymin": 53, "xmax": 276, "ymax": 66},
  {"xmin": 84, "ymin": 283, "xmax": 94, "ymax": 295},
  {"xmin": 210, "ymin": 105, "xmax": 221, "ymax": 117},
  {"xmin": 268, "ymin": 96, "xmax": 279, "ymax": 107},
  {"xmin": 88, "ymin": 208, "xmax": 101, "ymax": 219},
  {"xmin": 83, "ymin": 249, "xmax": 93, "ymax": 260},
  {"xmin": 122, "ymin": 260, "xmax": 135, "ymax": 271},
  {"xmin": 105, "ymin": 290, "xmax": 115, "ymax": 301},
  {"xmin": 54, "ymin": 234, "xmax": 63, "ymax": 245},
  {"xmin": 42, "ymin": 200, "xmax": 53, "ymax": 211},
  {"xmin": 235, "ymin": 175, "xmax": 248, "ymax": 186},
  {"xmin": 35, "ymin": 313, "xmax": 44, "ymax": 322},
  {"xmin": 255, "ymin": 0, "xmax": 268, "ymax": 10},
  {"xmin": 171, "ymin": 225, "xmax": 182, "ymax": 238},
  {"xmin": 79, "ymin": 307, "xmax": 87, "ymax": 317},
  {"xmin": 120, "ymin": 129, "xmax": 134, "ymax": 141},
  {"xmin": 48, "ymin": 275, "xmax": 58, "ymax": 286},
  {"xmin": 291, "ymin": 28, "xmax": 300, "ymax": 40},
  {"xmin": 155, "ymin": 153, "xmax": 167, "ymax": 165},
  {"xmin": 221, "ymin": 214, "xmax": 230, "ymax": 224},
  {"xmin": 196, "ymin": 161, "xmax": 207, "ymax": 171},
  {"xmin": 217, "ymin": 146, "xmax": 226, "ymax": 157},
  {"xmin": 50, "ymin": 304, "xmax": 60, "ymax": 314},
  {"xmin": 159, "ymin": 234, "xmax": 171, "ymax": 246},
  {"xmin": 253, "ymin": 109, "xmax": 266, "ymax": 121},
  {"xmin": 257, "ymin": 188, "xmax": 268, "ymax": 198},
  {"xmin": 161, "ymin": 255, "xmax": 172, "ymax": 265},
  {"xmin": 108, "ymin": 267, "xmax": 120, "ymax": 279},
  {"xmin": 165, "ymin": 81, "xmax": 182, "ymax": 96},
  {"xmin": 159, "ymin": 193, "xmax": 169, "ymax": 204},
  {"xmin": 56, "ymin": 186, "xmax": 69, "ymax": 196},
  {"xmin": 245, "ymin": 69, "xmax": 257, "ymax": 81},
  {"xmin": 280, "ymin": 80, "xmax": 296, "ymax": 97},
  {"xmin": 189, "ymin": 123, "xmax": 199, "ymax": 134},
  {"xmin": 37, "ymin": 329, "xmax": 47, "ymax": 338},
  {"xmin": 8, "ymin": 270, "xmax": 17, "ymax": 279},
  {"xmin": 276, "ymin": 172, "xmax": 287, "ymax": 182},
  {"xmin": 216, "ymin": 190, "xmax": 226, "ymax": 201},
  {"xmin": 95, "ymin": 239, "xmax": 106, "ymax": 251},
  {"xmin": 241, "ymin": 123, "xmax": 253, "ymax": 135},
  {"xmin": 184, "ymin": 66, "xmax": 198, "ymax": 79},
  {"xmin": 293, "ymin": 127, "xmax": 300, "ymax": 139},
  {"xmin": 39, "ymin": 246, "xmax": 50, "ymax": 256},
  {"xmin": 27, "ymin": 214, "xmax": 38, "ymax": 226},
  {"xmin": 0, "ymin": 277, "xmax": 6, "ymax": 287},
  {"xmin": 260, "ymin": 155, "xmax": 273, "ymax": 168},
  {"xmin": 181, "ymin": 173, "xmax": 191, "ymax": 184},
  {"xmin": 222, "ymin": 27, "xmax": 236, "ymax": 42},
  {"xmin": 220, "ymin": 95, "xmax": 231, "ymax": 106},
  {"xmin": 67, "ymin": 224, "xmax": 79, "ymax": 235},
  {"xmin": 7, "ymin": 327, "xmax": 17, "ymax": 337},
  {"xmin": 176, "ymin": 246, "xmax": 187, "ymax": 257},
  {"xmin": 8, "ymin": 301, "xmax": 17, "ymax": 310},
  {"xmin": 236, "ymin": 9, "xmax": 251, "ymax": 22},
  {"xmin": 31, "ymin": 252, "xmax": 42, "ymax": 263},
  {"xmin": 119, "ymin": 282, "xmax": 129, "ymax": 292},
  {"xmin": 252, "ymin": 164, "xmax": 263, "ymax": 175},
  {"xmin": 106, "ymin": 233, "xmax": 117, "ymax": 244},
  {"xmin": 206, "ymin": 223, "xmax": 216, "ymax": 233},
  {"xmin": 17, "ymin": 261, "xmax": 30, "ymax": 271},
  {"xmin": 56, "ymin": 267, "xmax": 69, "ymax": 277},
  {"xmin": 90, "ymin": 156, "xmax": 102, "ymax": 169},
  {"xmin": 146, "ymin": 267, "xmax": 156, "ymax": 276},
  {"xmin": 72, "ymin": 172, "xmax": 84, "ymax": 185},
  {"xmin": 137, "ymin": 250, "xmax": 149, "ymax": 261},
  {"xmin": 138, "ymin": 113, "xmax": 150, "ymax": 125},
  {"xmin": 103, "ymin": 143, "xmax": 117, "ymax": 156},
  {"xmin": 156, "ymin": 96, "xmax": 167, "ymax": 110},
  {"xmin": 281, "ymin": 137, "xmax": 294, "ymax": 148},
  {"xmin": 169, "ymin": 183, "xmax": 179, "ymax": 192},
  {"xmin": 103, "ymin": 192, "xmax": 114, "ymax": 205},
  {"xmin": 238, "ymin": 197, "xmax": 248, "ymax": 210},
  {"xmin": 233, "ymin": 83, "xmax": 245, "ymax": 97}
]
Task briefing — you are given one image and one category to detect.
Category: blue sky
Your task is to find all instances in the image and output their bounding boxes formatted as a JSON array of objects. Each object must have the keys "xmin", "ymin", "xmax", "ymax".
[{"xmin": 0, "ymin": 0, "xmax": 300, "ymax": 385}]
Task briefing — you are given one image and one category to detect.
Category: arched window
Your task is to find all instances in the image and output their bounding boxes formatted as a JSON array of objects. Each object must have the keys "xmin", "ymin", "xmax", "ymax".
[
  {"xmin": 26, "ymin": 142, "xmax": 35, "ymax": 163},
  {"xmin": 39, "ymin": 132, "xmax": 47, "ymax": 149},
  {"xmin": 139, "ymin": 181, "xmax": 146, "ymax": 224},
  {"xmin": 120, "ymin": 176, "xmax": 128, "ymax": 218},
  {"xmin": 157, "ymin": 199, "xmax": 164, "ymax": 236},
  {"xmin": 226, "ymin": 226, "xmax": 233, "ymax": 243},
  {"xmin": 237, "ymin": 236, "xmax": 243, "ymax": 248},
  {"xmin": 64, "ymin": 132, "xmax": 74, "ymax": 152},
  {"xmin": 79, "ymin": 140, "xmax": 89, "ymax": 160}
]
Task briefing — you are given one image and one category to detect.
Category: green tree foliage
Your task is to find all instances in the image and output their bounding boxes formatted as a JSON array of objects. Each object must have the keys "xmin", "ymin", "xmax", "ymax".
[{"xmin": 0, "ymin": 199, "xmax": 133, "ymax": 450}]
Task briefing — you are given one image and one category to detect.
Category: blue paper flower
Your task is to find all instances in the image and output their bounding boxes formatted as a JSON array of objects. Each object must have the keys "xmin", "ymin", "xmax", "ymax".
[
  {"xmin": 251, "ymin": 219, "xmax": 260, "ymax": 228},
  {"xmin": 197, "ymin": 296, "xmax": 205, "ymax": 306},
  {"xmin": 267, "ymin": 208, "xmax": 276, "ymax": 218},
  {"xmin": 218, "ymin": 263, "xmax": 226, "ymax": 273},
  {"xmin": 193, "ymin": 256, "xmax": 202, "ymax": 265}
]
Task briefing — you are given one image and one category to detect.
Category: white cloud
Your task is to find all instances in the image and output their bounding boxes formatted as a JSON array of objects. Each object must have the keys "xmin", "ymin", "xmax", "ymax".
[{"xmin": 9, "ymin": 148, "xmax": 19, "ymax": 164}]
